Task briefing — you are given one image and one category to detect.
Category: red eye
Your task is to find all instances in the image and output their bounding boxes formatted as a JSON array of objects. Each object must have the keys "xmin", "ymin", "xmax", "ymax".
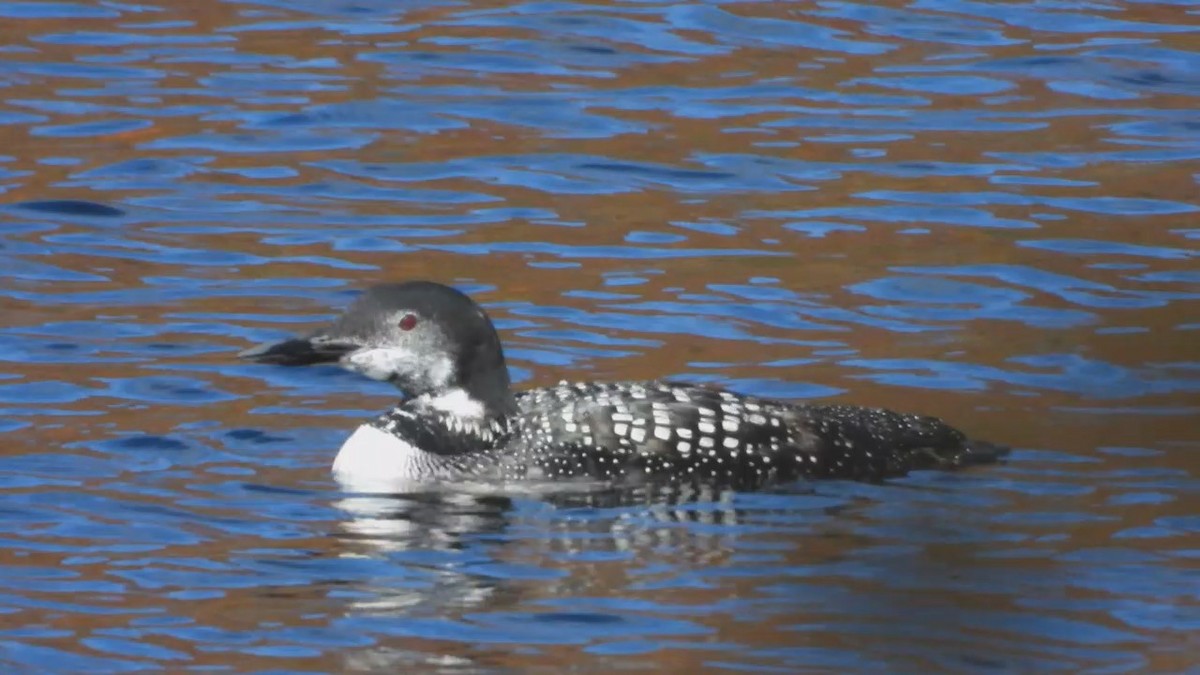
[{"xmin": 398, "ymin": 313, "xmax": 418, "ymax": 331}]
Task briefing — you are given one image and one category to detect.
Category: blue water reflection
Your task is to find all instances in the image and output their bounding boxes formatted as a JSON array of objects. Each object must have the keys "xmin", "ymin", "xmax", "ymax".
[{"xmin": 1, "ymin": 0, "xmax": 1198, "ymax": 671}]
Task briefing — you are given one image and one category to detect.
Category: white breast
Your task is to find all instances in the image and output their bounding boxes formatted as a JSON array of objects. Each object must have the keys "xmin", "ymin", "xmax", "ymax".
[{"xmin": 332, "ymin": 424, "xmax": 440, "ymax": 493}]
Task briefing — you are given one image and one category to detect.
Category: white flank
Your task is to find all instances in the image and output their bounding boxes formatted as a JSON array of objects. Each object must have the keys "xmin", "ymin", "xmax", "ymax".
[{"xmin": 332, "ymin": 424, "xmax": 433, "ymax": 492}]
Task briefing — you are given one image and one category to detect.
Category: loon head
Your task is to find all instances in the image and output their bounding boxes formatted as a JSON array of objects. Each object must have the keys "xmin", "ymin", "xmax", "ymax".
[{"xmin": 239, "ymin": 281, "xmax": 515, "ymax": 419}]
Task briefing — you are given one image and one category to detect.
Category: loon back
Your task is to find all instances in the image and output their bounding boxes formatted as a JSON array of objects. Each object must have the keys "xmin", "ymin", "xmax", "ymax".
[
  {"xmin": 506, "ymin": 381, "xmax": 1003, "ymax": 488},
  {"xmin": 338, "ymin": 380, "xmax": 1006, "ymax": 490},
  {"xmin": 238, "ymin": 280, "xmax": 1009, "ymax": 491}
]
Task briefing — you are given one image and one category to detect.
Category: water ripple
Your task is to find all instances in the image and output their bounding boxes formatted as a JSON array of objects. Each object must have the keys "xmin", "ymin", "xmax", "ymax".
[{"xmin": 1, "ymin": 0, "xmax": 1197, "ymax": 671}]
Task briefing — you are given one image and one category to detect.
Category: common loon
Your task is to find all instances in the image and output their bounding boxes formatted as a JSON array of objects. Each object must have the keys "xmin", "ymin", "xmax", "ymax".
[{"xmin": 239, "ymin": 281, "xmax": 1007, "ymax": 491}]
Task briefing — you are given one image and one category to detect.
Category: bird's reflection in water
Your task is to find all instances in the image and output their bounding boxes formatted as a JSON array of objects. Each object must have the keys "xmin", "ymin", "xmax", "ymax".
[
  {"xmin": 332, "ymin": 478, "xmax": 832, "ymax": 554},
  {"xmin": 329, "ymin": 478, "xmax": 853, "ymax": 609},
  {"xmin": 321, "ymin": 478, "xmax": 990, "ymax": 672},
  {"xmin": 330, "ymin": 487, "xmax": 517, "ymax": 617}
]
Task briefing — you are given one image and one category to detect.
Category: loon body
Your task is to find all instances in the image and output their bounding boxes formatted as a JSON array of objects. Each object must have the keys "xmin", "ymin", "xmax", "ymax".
[{"xmin": 240, "ymin": 281, "xmax": 1006, "ymax": 491}]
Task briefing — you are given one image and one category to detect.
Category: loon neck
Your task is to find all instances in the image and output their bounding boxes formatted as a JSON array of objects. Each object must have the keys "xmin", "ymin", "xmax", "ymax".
[
  {"xmin": 417, "ymin": 387, "xmax": 506, "ymax": 420},
  {"xmin": 392, "ymin": 353, "xmax": 516, "ymax": 420},
  {"xmin": 437, "ymin": 326, "xmax": 518, "ymax": 419},
  {"xmin": 378, "ymin": 398, "xmax": 510, "ymax": 458}
]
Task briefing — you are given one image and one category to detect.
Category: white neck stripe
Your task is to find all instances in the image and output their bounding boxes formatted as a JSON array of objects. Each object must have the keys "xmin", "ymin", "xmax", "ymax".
[{"xmin": 424, "ymin": 388, "xmax": 486, "ymax": 420}]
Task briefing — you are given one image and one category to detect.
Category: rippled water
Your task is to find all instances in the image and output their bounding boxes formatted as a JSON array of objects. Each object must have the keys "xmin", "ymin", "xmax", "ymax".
[{"xmin": 2, "ymin": 0, "xmax": 1198, "ymax": 671}]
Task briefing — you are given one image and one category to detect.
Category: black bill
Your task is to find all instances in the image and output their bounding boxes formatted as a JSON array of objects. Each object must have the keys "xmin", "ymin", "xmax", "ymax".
[{"xmin": 237, "ymin": 335, "xmax": 360, "ymax": 366}]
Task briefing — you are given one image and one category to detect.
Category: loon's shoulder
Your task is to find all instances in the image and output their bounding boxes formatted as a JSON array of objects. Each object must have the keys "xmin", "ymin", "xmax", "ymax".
[
  {"xmin": 505, "ymin": 378, "xmax": 1003, "ymax": 483},
  {"xmin": 515, "ymin": 379, "xmax": 770, "ymax": 406}
]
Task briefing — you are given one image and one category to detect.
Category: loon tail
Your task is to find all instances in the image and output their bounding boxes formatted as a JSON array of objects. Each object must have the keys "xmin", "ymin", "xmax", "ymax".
[
  {"xmin": 956, "ymin": 439, "xmax": 1011, "ymax": 467},
  {"xmin": 788, "ymin": 404, "xmax": 1009, "ymax": 481}
]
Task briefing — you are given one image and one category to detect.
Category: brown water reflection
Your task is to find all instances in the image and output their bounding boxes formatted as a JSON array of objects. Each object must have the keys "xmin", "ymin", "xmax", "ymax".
[{"xmin": 1, "ymin": 0, "xmax": 1198, "ymax": 671}]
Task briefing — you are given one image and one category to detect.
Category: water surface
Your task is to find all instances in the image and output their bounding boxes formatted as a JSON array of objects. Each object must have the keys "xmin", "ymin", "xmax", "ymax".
[{"xmin": 1, "ymin": 0, "xmax": 1198, "ymax": 671}]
